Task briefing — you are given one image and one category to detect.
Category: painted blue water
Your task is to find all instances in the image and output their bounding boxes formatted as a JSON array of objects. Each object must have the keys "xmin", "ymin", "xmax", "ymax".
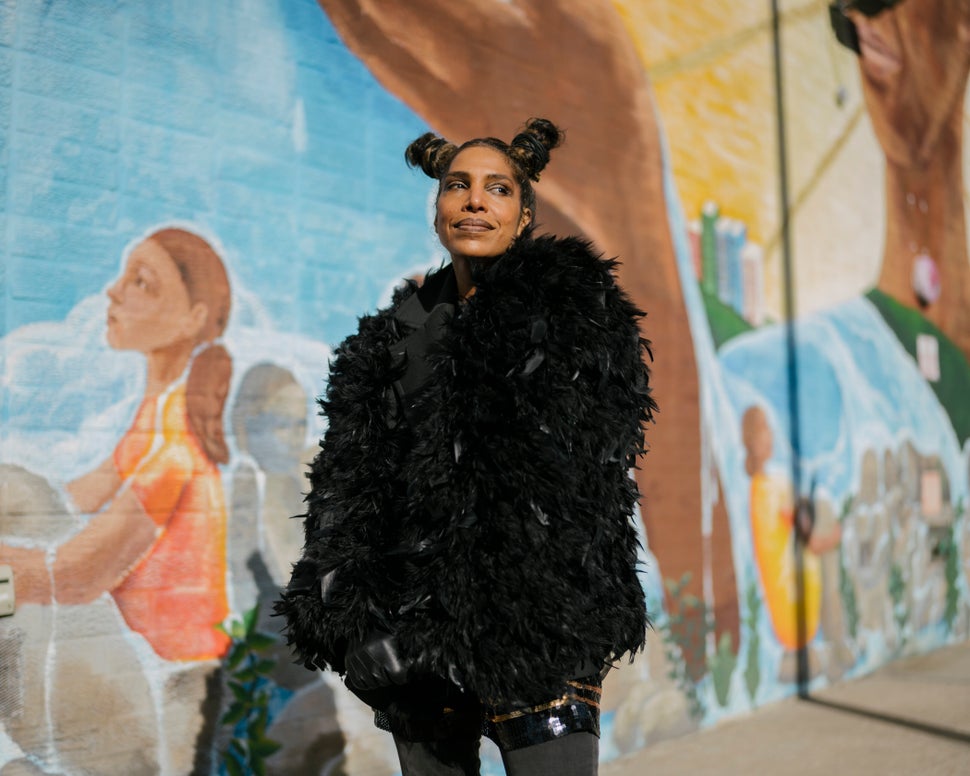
[{"xmin": 720, "ymin": 301, "xmax": 967, "ymax": 507}]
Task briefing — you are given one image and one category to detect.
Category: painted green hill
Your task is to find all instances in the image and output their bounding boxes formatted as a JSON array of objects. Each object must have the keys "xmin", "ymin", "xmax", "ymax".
[
  {"xmin": 866, "ymin": 288, "xmax": 970, "ymax": 446},
  {"xmin": 699, "ymin": 284, "xmax": 968, "ymax": 444}
]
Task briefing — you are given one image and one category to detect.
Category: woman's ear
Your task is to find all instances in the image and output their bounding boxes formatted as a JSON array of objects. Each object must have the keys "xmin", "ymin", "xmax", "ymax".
[
  {"xmin": 185, "ymin": 302, "xmax": 209, "ymax": 341},
  {"xmin": 517, "ymin": 208, "xmax": 533, "ymax": 236}
]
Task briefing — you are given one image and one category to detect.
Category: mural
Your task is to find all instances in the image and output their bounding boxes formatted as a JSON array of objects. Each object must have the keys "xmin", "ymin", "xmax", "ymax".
[{"xmin": 0, "ymin": 0, "xmax": 968, "ymax": 774}]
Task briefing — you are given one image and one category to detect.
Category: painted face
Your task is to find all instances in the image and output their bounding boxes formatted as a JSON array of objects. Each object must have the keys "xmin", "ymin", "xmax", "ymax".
[
  {"xmin": 242, "ymin": 380, "xmax": 308, "ymax": 473},
  {"xmin": 850, "ymin": 0, "xmax": 970, "ymax": 167},
  {"xmin": 106, "ymin": 238, "xmax": 203, "ymax": 353},
  {"xmin": 742, "ymin": 407, "xmax": 774, "ymax": 473},
  {"xmin": 434, "ymin": 145, "xmax": 532, "ymax": 263}
]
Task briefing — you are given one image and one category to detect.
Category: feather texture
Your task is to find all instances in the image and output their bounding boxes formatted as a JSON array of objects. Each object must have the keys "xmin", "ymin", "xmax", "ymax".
[{"xmin": 276, "ymin": 234, "xmax": 656, "ymax": 703}]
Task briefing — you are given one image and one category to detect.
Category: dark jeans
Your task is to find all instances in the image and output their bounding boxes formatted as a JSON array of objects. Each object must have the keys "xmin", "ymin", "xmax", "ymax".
[{"xmin": 393, "ymin": 730, "xmax": 599, "ymax": 776}]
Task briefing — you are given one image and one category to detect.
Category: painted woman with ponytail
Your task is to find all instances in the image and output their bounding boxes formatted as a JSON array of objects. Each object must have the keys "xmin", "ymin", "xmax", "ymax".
[
  {"xmin": 280, "ymin": 119, "xmax": 656, "ymax": 775},
  {"xmin": 1, "ymin": 227, "xmax": 234, "ymax": 662}
]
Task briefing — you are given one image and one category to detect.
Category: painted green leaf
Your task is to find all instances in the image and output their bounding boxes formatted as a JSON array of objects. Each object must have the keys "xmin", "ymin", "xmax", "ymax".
[
  {"xmin": 220, "ymin": 702, "xmax": 247, "ymax": 726},
  {"xmin": 243, "ymin": 605, "xmax": 259, "ymax": 635},
  {"xmin": 253, "ymin": 659, "xmax": 277, "ymax": 676},
  {"xmin": 235, "ymin": 666, "xmax": 261, "ymax": 683},
  {"xmin": 247, "ymin": 632, "xmax": 277, "ymax": 650},
  {"xmin": 251, "ymin": 738, "xmax": 283, "ymax": 758},
  {"xmin": 229, "ymin": 681, "xmax": 250, "ymax": 702},
  {"xmin": 227, "ymin": 642, "xmax": 248, "ymax": 671},
  {"xmin": 224, "ymin": 753, "xmax": 245, "ymax": 776}
]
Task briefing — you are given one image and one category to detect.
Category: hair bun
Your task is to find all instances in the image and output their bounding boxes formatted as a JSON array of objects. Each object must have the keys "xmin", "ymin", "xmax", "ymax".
[
  {"xmin": 510, "ymin": 118, "xmax": 564, "ymax": 181},
  {"xmin": 405, "ymin": 132, "xmax": 458, "ymax": 179}
]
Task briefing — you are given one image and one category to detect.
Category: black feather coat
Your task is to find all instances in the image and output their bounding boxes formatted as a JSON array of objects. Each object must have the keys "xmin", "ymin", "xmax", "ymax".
[{"xmin": 277, "ymin": 234, "xmax": 656, "ymax": 704}]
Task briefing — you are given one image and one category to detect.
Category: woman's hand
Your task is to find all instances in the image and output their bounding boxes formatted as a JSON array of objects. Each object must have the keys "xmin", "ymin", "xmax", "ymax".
[
  {"xmin": 344, "ymin": 629, "xmax": 413, "ymax": 691},
  {"xmin": 0, "ymin": 543, "xmax": 52, "ymax": 604}
]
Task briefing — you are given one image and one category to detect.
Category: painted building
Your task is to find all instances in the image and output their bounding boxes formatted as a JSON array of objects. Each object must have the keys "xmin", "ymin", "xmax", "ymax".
[{"xmin": 1, "ymin": 1, "xmax": 968, "ymax": 774}]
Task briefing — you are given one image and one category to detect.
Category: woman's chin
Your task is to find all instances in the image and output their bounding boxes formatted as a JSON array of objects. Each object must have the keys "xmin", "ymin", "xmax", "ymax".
[{"xmin": 105, "ymin": 332, "xmax": 138, "ymax": 352}]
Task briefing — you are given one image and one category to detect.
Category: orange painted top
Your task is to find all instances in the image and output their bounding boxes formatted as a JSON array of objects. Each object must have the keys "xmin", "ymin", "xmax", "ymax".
[{"xmin": 111, "ymin": 380, "xmax": 230, "ymax": 661}]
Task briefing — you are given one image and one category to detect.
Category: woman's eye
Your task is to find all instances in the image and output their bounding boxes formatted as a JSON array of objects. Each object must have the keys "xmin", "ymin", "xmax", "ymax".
[
  {"xmin": 133, "ymin": 271, "xmax": 155, "ymax": 293},
  {"xmin": 446, "ymin": 180, "xmax": 466, "ymax": 190},
  {"xmin": 490, "ymin": 185, "xmax": 511, "ymax": 196}
]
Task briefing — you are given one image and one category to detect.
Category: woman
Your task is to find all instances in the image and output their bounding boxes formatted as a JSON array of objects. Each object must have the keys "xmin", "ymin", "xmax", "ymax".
[
  {"xmin": 278, "ymin": 119, "xmax": 656, "ymax": 775},
  {"xmin": 1, "ymin": 227, "xmax": 233, "ymax": 662}
]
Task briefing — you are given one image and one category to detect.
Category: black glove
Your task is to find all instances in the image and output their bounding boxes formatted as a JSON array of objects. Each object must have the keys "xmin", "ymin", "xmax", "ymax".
[{"xmin": 344, "ymin": 629, "xmax": 412, "ymax": 692}]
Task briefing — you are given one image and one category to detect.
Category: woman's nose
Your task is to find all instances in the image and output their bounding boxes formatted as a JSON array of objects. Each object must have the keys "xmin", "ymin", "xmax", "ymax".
[
  {"xmin": 106, "ymin": 279, "xmax": 123, "ymax": 303},
  {"xmin": 463, "ymin": 186, "xmax": 486, "ymax": 211}
]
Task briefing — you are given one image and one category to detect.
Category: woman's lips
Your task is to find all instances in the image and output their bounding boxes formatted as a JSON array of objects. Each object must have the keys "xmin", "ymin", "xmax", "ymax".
[{"xmin": 455, "ymin": 219, "xmax": 493, "ymax": 231}]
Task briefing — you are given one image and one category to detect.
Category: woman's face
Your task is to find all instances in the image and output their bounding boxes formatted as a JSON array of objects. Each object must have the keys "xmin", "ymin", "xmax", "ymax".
[
  {"xmin": 106, "ymin": 238, "xmax": 205, "ymax": 353},
  {"xmin": 851, "ymin": 0, "xmax": 970, "ymax": 167},
  {"xmin": 434, "ymin": 145, "xmax": 532, "ymax": 263}
]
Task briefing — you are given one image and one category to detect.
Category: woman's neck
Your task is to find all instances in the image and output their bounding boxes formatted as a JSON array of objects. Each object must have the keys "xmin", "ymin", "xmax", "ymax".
[
  {"xmin": 144, "ymin": 340, "xmax": 194, "ymax": 397},
  {"xmin": 451, "ymin": 255, "xmax": 474, "ymax": 297},
  {"xmin": 878, "ymin": 110, "xmax": 970, "ymax": 358}
]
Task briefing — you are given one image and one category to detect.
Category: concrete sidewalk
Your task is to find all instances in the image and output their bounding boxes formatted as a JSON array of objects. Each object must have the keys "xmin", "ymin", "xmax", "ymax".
[{"xmin": 603, "ymin": 641, "xmax": 970, "ymax": 776}]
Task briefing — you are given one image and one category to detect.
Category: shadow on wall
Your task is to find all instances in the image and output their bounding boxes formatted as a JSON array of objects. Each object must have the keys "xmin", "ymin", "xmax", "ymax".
[{"xmin": 225, "ymin": 361, "xmax": 347, "ymax": 776}]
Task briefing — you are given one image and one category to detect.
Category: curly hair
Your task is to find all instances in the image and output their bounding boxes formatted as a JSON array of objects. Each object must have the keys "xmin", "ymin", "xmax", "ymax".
[{"xmin": 405, "ymin": 118, "xmax": 565, "ymax": 218}]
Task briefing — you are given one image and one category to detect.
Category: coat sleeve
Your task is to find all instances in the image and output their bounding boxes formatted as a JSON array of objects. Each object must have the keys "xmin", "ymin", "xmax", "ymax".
[{"xmin": 275, "ymin": 300, "xmax": 407, "ymax": 672}]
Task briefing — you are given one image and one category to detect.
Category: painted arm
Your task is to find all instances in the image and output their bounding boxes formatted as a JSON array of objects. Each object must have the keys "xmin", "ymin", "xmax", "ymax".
[
  {"xmin": 3, "ymin": 416, "xmax": 194, "ymax": 605},
  {"xmin": 316, "ymin": 0, "xmax": 679, "ymax": 271},
  {"xmin": 316, "ymin": 0, "xmax": 716, "ymax": 632},
  {"xmin": 65, "ymin": 456, "xmax": 123, "ymax": 515},
  {"xmin": 0, "ymin": 488, "xmax": 157, "ymax": 605}
]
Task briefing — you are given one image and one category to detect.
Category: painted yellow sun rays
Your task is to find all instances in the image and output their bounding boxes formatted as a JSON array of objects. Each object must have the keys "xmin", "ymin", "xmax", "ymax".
[{"xmin": 610, "ymin": 0, "xmax": 906, "ymax": 318}]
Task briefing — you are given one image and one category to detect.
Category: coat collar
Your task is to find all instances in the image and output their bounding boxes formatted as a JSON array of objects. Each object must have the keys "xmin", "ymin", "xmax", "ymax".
[{"xmin": 394, "ymin": 263, "xmax": 458, "ymax": 329}]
